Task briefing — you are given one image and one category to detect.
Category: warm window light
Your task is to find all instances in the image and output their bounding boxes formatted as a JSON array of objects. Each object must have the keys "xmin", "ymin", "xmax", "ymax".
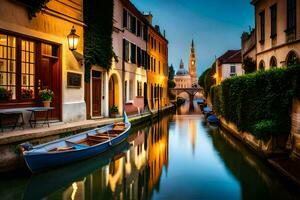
[{"xmin": 67, "ymin": 26, "xmax": 80, "ymax": 51}]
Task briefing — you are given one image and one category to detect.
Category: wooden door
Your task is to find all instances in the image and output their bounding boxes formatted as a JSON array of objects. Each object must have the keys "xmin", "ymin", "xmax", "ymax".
[
  {"xmin": 40, "ymin": 57, "xmax": 61, "ymax": 119},
  {"xmin": 109, "ymin": 78, "xmax": 114, "ymax": 108},
  {"xmin": 92, "ymin": 76, "xmax": 102, "ymax": 117}
]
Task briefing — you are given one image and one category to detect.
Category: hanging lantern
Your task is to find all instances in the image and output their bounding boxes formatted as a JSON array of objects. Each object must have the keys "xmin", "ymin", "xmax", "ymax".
[{"xmin": 67, "ymin": 26, "xmax": 80, "ymax": 51}]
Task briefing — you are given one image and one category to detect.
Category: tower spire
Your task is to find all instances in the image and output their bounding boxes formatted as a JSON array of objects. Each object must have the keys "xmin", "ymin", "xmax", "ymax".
[{"xmin": 180, "ymin": 59, "xmax": 184, "ymax": 69}]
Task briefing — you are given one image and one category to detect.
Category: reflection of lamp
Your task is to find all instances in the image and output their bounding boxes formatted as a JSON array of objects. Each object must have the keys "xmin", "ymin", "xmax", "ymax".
[{"xmin": 67, "ymin": 26, "xmax": 79, "ymax": 51}]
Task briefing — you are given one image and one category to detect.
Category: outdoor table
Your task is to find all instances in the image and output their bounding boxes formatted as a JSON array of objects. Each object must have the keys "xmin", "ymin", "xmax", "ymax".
[
  {"xmin": 27, "ymin": 107, "xmax": 54, "ymax": 128},
  {"xmin": 0, "ymin": 108, "xmax": 25, "ymax": 132}
]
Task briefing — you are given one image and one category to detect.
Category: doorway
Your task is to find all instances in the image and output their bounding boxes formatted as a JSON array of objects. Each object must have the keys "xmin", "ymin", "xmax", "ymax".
[{"xmin": 92, "ymin": 70, "xmax": 102, "ymax": 117}]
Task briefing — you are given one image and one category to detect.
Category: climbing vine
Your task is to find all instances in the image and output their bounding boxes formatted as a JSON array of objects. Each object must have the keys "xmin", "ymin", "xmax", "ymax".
[
  {"xmin": 15, "ymin": 0, "xmax": 51, "ymax": 19},
  {"xmin": 83, "ymin": 1, "xmax": 114, "ymax": 83}
]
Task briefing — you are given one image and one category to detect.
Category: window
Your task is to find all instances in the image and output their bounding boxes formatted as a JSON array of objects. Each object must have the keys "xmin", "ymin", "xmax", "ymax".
[
  {"xmin": 158, "ymin": 61, "xmax": 161, "ymax": 74},
  {"xmin": 129, "ymin": 80, "xmax": 133, "ymax": 100},
  {"xmin": 0, "ymin": 34, "xmax": 16, "ymax": 100},
  {"xmin": 143, "ymin": 26, "xmax": 148, "ymax": 41},
  {"xmin": 259, "ymin": 11, "xmax": 265, "ymax": 43},
  {"xmin": 125, "ymin": 80, "xmax": 128, "ymax": 102},
  {"xmin": 137, "ymin": 20, "xmax": 141, "ymax": 37},
  {"xmin": 270, "ymin": 56, "xmax": 277, "ymax": 68},
  {"xmin": 259, "ymin": 60, "xmax": 265, "ymax": 71},
  {"xmin": 286, "ymin": 51, "xmax": 300, "ymax": 66},
  {"xmin": 123, "ymin": 9, "xmax": 128, "ymax": 28},
  {"xmin": 137, "ymin": 47, "xmax": 141, "ymax": 66},
  {"xmin": 130, "ymin": 43, "xmax": 136, "ymax": 64},
  {"xmin": 154, "ymin": 58, "xmax": 156, "ymax": 72},
  {"xmin": 270, "ymin": 4, "xmax": 277, "ymax": 38},
  {"xmin": 123, "ymin": 39, "xmax": 130, "ymax": 62},
  {"xmin": 130, "ymin": 14, "xmax": 136, "ymax": 34},
  {"xmin": 287, "ymin": 0, "xmax": 296, "ymax": 32},
  {"xmin": 21, "ymin": 40, "xmax": 35, "ymax": 99},
  {"xmin": 137, "ymin": 81, "xmax": 142, "ymax": 96},
  {"xmin": 230, "ymin": 66, "xmax": 236, "ymax": 74}
]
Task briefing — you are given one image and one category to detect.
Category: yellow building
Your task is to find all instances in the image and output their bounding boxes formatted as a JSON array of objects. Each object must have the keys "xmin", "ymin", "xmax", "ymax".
[
  {"xmin": 145, "ymin": 14, "xmax": 169, "ymax": 111},
  {"xmin": 0, "ymin": 0, "xmax": 85, "ymax": 122}
]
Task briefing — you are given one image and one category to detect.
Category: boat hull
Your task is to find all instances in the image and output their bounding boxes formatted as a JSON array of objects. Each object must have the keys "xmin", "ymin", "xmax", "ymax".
[{"xmin": 23, "ymin": 124, "xmax": 130, "ymax": 173}]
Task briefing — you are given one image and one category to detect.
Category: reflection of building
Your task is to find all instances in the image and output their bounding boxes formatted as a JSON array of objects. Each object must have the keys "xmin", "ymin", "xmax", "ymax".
[
  {"xmin": 110, "ymin": 0, "xmax": 148, "ymax": 116},
  {"xmin": 215, "ymin": 50, "xmax": 243, "ymax": 84},
  {"xmin": 60, "ymin": 117, "xmax": 170, "ymax": 200},
  {"xmin": 251, "ymin": 0, "xmax": 300, "ymax": 69},
  {"xmin": 145, "ymin": 14, "xmax": 169, "ymax": 110},
  {"xmin": 0, "ymin": 0, "xmax": 85, "ymax": 122},
  {"xmin": 174, "ymin": 41, "xmax": 198, "ymax": 88}
]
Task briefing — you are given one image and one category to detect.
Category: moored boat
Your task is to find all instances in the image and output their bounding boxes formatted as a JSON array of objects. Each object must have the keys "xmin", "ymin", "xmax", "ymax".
[
  {"xmin": 21, "ymin": 113, "xmax": 131, "ymax": 173},
  {"xmin": 207, "ymin": 115, "xmax": 219, "ymax": 126}
]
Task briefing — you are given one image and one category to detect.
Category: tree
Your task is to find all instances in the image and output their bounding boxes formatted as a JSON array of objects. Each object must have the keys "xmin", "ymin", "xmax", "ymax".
[
  {"xmin": 198, "ymin": 68, "xmax": 210, "ymax": 87},
  {"xmin": 203, "ymin": 62, "xmax": 216, "ymax": 97},
  {"xmin": 168, "ymin": 64, "xmax": 175, "ymax": 81},
  {"xmin": 243, "ymin": 57, "xmax": 257, "ymax": 74},
  {"xmin": 168, "ymin": 64, "xmax": 176, "ymax": 99}
]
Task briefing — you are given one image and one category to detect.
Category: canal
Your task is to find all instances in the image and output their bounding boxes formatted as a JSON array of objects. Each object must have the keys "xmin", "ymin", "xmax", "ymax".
[{"xmin": 1, "ymin": 101, "xmax": 300, "ymax": 200}]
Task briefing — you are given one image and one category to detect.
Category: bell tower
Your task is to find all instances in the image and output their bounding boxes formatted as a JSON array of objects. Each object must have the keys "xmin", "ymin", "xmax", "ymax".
[{"xmin": 189, "ymin": 40, "xmax": 197, "ymax": 85}]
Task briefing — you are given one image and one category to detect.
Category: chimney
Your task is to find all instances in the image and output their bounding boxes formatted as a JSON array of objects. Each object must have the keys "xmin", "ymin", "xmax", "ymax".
[
  {"xmin": 155, "ymin": 25, "xmax": 160, "ymax": 33},
  {"xmin": 144, "ymin": 12, "xmax": 153, "ymax": 25}
]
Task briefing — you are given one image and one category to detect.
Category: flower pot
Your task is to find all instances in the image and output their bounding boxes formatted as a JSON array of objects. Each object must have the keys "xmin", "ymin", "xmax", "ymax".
[
  {"xmin": 43, "ymin": 100, "xmax": 51, "ymax": 108},
  {"xmin": 110, "ymin": 113, "xmax": 117, "ymax": 118}
]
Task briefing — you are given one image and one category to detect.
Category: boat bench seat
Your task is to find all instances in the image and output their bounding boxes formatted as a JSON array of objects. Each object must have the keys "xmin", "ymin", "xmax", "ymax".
[{"xmin": 66, "ymin": 140, "xmax": 89, "ymax": 149}]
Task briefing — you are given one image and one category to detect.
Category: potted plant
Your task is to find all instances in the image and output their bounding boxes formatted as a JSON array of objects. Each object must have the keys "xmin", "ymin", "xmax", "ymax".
[
  {"xmin": 109, "ymin": 105, "xmax": 118, "ymax": 118},
  {"xmin": 0, "ymin": 88, "xmax": 12, "ymax": 102},
  {"xmin": 21, "ymin": 88, "xmax": 34, "ymax": 99},
  {"xmin": 39, "ymin": 89, "xmax": 54, "ymax": 107}
]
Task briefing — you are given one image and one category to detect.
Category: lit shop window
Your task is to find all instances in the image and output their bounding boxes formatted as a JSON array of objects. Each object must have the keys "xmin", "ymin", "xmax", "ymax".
[
  {"xmin": 21, "ymin": 40, "xmax": 35, "ymax": 99},
  {"xmin": 0, "ymin": 34, "xmax": 16, "ymax": 100}
]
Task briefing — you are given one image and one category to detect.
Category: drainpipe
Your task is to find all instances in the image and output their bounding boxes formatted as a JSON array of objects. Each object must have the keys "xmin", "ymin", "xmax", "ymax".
[{"xmin": 122, "ymin": 39, "xmax": 126, "ymax": 116}]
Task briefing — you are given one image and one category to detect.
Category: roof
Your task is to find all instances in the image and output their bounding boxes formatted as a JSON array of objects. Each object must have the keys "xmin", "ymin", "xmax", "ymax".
[{"xmin": 218, "ymin": 50, "xmax": 242, "ymax": 64}]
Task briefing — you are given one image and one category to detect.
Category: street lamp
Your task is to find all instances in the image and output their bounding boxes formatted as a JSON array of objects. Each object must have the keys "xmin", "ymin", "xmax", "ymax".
[{"xmin": 67, "ymin": 26, "xmax": 80, "ymax": 51}]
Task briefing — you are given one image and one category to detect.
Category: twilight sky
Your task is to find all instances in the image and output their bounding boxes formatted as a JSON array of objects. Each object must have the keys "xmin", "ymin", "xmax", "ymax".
[{"xmin": 131, "ymin": 0, "xmax": 254, "ymax": 75}]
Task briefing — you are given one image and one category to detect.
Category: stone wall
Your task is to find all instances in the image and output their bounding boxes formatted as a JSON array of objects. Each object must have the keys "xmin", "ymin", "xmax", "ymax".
[{"xmin": 291, "ymin": 99, "xmax": 300, "ymax": 159}]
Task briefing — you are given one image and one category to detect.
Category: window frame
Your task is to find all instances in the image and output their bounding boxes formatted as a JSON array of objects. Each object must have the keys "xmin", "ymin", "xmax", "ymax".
[
  {"xmin": 270, "ymin": 4, "xmax": 277, "ymax": 39},
  {"xmin": 259, "ymin": 10, "xmax": 265, "ymax": 44}
]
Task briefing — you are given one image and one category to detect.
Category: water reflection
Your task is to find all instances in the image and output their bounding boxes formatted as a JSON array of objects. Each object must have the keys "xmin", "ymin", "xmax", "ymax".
[
  {"xmin": 39, "ymin": 116, "xmax": 171, "ymax": 200},
  {"xmin": 1, "ymin": 102, "xmax": 300, "ymax": 200}
]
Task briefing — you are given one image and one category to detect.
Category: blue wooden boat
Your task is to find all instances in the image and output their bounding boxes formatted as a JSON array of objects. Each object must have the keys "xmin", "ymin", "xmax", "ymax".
[
  {"xmin": 195, "ymin": 99, "xmax": 204, "ymax": 105},
  {"xmin": 21, "ymin": 113, "xmax": 131, "ymax": 173},
  {"xmin": 207, "ymin": 115, "xmax": 219, "ymax": 125},
  {"xmin": 203, "ymin": 106, "xmax": 213, "ymax": 114}
]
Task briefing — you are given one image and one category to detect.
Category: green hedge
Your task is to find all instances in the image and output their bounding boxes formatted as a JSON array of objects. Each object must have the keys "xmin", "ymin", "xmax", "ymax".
[{"xmin": 211, "ymin": 65, "xmax": 300, "ymax": 141}]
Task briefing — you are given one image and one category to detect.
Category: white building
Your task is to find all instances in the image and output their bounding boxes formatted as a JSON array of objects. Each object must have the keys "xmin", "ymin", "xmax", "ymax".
[
  {"xmin": 174, "ymin": 59, "xmax": 192, "ymax": 88},
  {"xmin": 216, "ymin": 50, "xmax": 243, "ymax": 84}
]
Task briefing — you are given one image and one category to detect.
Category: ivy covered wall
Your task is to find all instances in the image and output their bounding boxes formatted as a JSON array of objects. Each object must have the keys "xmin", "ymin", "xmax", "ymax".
[
  {"xmin": 14, "ymin": 0, "xmax": 50, "ymax": 18},
  {"xmin": 83, "ymin": 1, "xmax": 114, "ymax": 83}
]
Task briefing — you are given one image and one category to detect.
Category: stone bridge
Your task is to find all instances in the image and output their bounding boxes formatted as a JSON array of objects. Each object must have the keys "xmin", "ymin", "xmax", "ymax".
[{"xmin": 170, "ymin": 87, "xmax": 204, "ymax": 108}]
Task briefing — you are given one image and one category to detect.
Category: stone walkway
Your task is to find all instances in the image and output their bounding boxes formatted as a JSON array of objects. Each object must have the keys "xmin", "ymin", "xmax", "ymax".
[{"xmin": 0, "ymin": 112, "xmax": 153, "ymax": 145}]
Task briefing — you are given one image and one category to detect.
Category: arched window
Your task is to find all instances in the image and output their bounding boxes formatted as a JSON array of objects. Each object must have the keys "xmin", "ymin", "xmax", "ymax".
[
  {"xmin": 270, "ymin": 56, "xmax": 277, "ymax": 68},
  {"xmin": 286, "ymin": 51, "xmax": 300, "ymax": 67},
  {"xmin": 259, "ymin": 60, "xmax": 265, "ymax": 71}
]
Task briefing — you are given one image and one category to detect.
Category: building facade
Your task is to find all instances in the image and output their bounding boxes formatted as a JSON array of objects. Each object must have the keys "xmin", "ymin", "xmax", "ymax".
[
  {"xmin": 215, "ymin": 50, "xmax": 243, "ymax": 84},
  {"xmin": 241, "ymin": 28, "xmax": 257, "ymax": 62},
  {"xmin": 252, "ymin": 0, "xmax": 300, "ymax": 70},
  {"xmin": 111, "ymin": 0, "xmax": 148, "ymax": 116},
  {"xmin": 189, "ymin": 40, "xmax": 198, "ymax": 86},
  {"xmin": 0, "ymin": 0, "xmax": 85, "ymax": 122},
  {"xmin": 174, "ymin": 59, "xmax": 192, "ymax": 88},
  {"xmin": 174, "ymin": 41, "xmax": 197, "ymax": 88},
  {"xmin": 146, "ymin": 14, "xmax": 169, "ymax": 110}
]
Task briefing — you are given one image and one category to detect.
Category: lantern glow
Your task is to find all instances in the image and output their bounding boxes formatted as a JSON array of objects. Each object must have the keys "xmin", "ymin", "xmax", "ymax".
[{"xmin": 67, "ymin": 26, "xmax": 79, "ymax": 51}]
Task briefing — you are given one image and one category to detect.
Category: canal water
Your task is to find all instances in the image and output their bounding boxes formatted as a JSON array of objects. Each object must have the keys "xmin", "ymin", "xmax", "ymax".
[{"xmin": 1, "ymin": 101, "xmax": 300, "ymax": 200}]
